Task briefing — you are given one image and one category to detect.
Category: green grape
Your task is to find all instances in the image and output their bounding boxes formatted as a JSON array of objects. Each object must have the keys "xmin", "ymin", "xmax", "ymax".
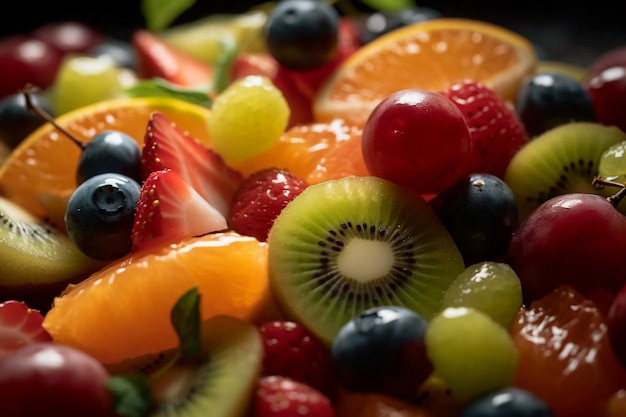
[
  {"xmin": 425, "ymin": 307, "xmax": 518, "ymax": 402},
  {"xmin": 599, "ymin": 140, "xmax": 626, "ymax": 185},
  {"xmin": 207, "ymin": 75, "xmax": 289, "ymax": 164},
  {"xmin": 52, "ymin": 55, "xmax": 133, "ymax": 115},
  {"xmin": 441, "ymin": 261, "xmax": 522, "ymax": 329}
]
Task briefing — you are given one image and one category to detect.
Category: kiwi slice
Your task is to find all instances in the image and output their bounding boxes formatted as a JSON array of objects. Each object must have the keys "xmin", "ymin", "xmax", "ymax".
[
  {"xmin": 0, "ymin": 196, "xmax": 105, "ymax": 311},
  {"xmin": 267, "ymin": 176, "xmax": 465, "ymax": 345},
  {"xmin": 148, "ymin": 315, "xmax": 262, "ymax": 417},
  {"xmin": 504, "ymin": 122, "xmax": 626, "ymax": 221}
]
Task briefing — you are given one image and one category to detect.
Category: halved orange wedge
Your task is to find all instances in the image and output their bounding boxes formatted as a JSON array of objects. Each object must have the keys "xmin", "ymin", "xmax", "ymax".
[
  {"xmin": 314, "ymin": 18, "xmax": 538, "ymax": 126},
  {"xmin": 42, "ymin": 231, "xmax": 280, "ymax": 364},
  {"xmin": 0, "ymin": 97, "xmax": 211, "ymax": 229}
]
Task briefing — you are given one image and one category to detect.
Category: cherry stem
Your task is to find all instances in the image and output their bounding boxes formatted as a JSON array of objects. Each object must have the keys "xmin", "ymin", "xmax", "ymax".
[
  {"xmin": 22, "ymin": 85, "xmax": 86, "ymax": 151},
  {"xmin": 592, "ymin": 176, "xmax": 626, "ymax": 207}
]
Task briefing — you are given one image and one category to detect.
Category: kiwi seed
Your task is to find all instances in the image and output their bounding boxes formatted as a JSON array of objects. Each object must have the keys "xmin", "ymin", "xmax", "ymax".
[{"xmin": 267, "ymin": 176, "xmax": 465, "ymax": 345}]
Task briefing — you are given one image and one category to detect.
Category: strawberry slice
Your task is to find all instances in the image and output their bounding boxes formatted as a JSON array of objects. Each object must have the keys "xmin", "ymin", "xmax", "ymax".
[
  {"xmin": 0, "ymin": 300, "xmax": 52, "ymax": 362},
  {"xmin": 132, "ymin": 29, "xmax": 213, "ymax": 88},
  {"xmin": 131, "ymin": 169, "xmax": 228, "ymax": 252},
  {"xmin": 253, "ymin": 375, "xmax": 335, "ymax": 417},
  {"xmin": 142, "ymin": 111, "xmax": 244, "ymax": 217}
]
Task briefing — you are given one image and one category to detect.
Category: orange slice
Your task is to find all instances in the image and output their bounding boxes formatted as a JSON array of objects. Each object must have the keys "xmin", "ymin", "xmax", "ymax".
[
  {"xmin": 233, "ymin": 118, "xmax": 365, "ymax": 182},
  {"xmin": 42, "ymin": 231, "xmax": 281, "ymax": 364},
  {"xmin": 0, "ymin": 97, "xmax": 212, "ymax": 229},
  {"xmin": 314, "ymin": 18, "xmax": 538, "ymax": 126}
]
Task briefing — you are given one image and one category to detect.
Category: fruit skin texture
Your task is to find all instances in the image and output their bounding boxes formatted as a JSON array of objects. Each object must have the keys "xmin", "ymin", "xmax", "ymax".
[
  {"xmin": 440, "ymin": 79, "xmax": 529, "ymax": 179},
  {"xmin": 258, "ymin": 320, "xmax": 338, "ymax": 400},
  {"xmin": 506, "ymin": 192, "xmax": 626, "ymax": 303},
  {"xmin": 459, "ymin": 387, "xmax": 553, "ymax": 417},
  {"xmin": 608, "ymin": 282, "xmax": 626, "ymax": 368},
  {"xmin": 0, "ymin": 300, "xmax": 52, "ymax": 361},
  {"xmin": 228, "ymin": 167, "xmax": 308, "ymax": 242},
  {"xmin": 361, "ymin": 88, "xmax": 471, "ymax": 195},
  {"xmin": 252, "ymin": 375, "xmax": 335, "ymax": 417},
  {"xmin": 331, "ymin": 305, "xmax": 433, "ymax": 401},
  {"xmin": 0, "ymin": 342, "xmax": 115, "ymax": 417}
]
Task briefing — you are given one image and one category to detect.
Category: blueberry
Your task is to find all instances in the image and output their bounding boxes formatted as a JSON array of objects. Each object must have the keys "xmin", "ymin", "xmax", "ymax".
[
  {"xmin": 76, "ymin": 130, "xmax": 142, "ymax": 185},
  {"xmin": 331, "ymin": 305, "xmax": 433, "ymax": 400},
  {"xmin": 0, "ymin": 91, "xmax": 53, "ymax": 148},
  {"xmin": 460, "ymin": 387, "xmax": 554, "ymax": 417},
  {"xmin": 360, "ymin": 7, "xmax": 442, "ymax": 44},
  {"xmin": 515, "ymin": 72, "xmax": 595, "ymax": 138},
  {"xmin": 65, "ymin": 173, "xmax": 141, "ymax": 261},
  {"xmin": 88, "ymin": 38, "xmax": 137, "ymax": 70},
  {"xmin": 430, "ymin": 173, "xmax": 519, "ymax": 266},
  {"xmin": 265, "ymin": 0, "xmax": 339, "ymax": 70}
]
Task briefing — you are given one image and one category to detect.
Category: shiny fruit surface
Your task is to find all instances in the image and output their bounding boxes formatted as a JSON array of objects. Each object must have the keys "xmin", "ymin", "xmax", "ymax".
[
  {"xmin": 584, "ymin": 65, "xmax": 626, "ymax": 133},
  {"xmin": 361, "ymin": 88, "xmax": 471, "ymax": 195}
]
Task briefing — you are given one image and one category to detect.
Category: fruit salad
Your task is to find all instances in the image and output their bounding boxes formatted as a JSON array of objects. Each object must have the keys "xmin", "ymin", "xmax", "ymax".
[{"xmin": 1, "ymin": 1, "xmax": 626, "ymax": 416}]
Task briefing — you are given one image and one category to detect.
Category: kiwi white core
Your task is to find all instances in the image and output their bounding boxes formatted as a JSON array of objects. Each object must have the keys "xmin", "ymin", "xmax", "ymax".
[{"xmin": 337, "ymin": 238, "xmax": 394, "ymax": 282}]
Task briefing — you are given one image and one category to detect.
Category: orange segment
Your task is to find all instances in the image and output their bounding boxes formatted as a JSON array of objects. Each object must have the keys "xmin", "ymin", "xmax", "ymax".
[
  {"xmin": 42, "ymin": 231, "xmax": 280, "ymax": 364},
  {"xmin": 305, "ymin": 129, "xmax": 369, "ymax": 184},
  {"xmin": 233, "ymin": 118, "xmax": 364, "ymax": 182},
  {"xmin": 314, "ymin": 18, "xmax": 538, "ymax": 126},
  {"xmin": 0, "ymin": 97, "xmax": 212, "ymax": 229}
]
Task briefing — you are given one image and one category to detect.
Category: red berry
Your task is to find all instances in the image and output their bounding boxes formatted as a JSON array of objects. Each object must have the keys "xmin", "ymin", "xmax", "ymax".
[
  {"xmin": 361, "ymin": 88, "xmax": 471, "ymax": 195},
  {"xmin": 228, "ymin": 168, "xmax": 308, "ymax": 242},
  {"xmin": 258, "ymin": 320, "xmax": 338, "ymax": 400},
  {"xmin": 253, "ymin": 375, "xmax": 335, "ymax": 417},
  {"xmin": 0, "ymin": 300, "xmax": 52, "ymax": 361},
  {"xmin": 440, "ymin": 79, "xmax": 529, "ymax": 179}
]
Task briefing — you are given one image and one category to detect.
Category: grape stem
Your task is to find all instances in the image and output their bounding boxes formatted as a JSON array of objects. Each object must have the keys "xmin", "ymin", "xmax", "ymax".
[
  {"xmin": 592, "ymin": 176, "xmax": 626, "ymax": 207},
  {"xmin": 22, "ymin": 85, "xmax": 86, "ymax": 151}
]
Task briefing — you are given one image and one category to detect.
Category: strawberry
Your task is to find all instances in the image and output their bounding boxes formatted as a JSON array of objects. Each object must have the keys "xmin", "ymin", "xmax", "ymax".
[
  {"xmin": 440, "ymin": 79, "xmax": 529, "ymax": 179},
  {"xmin": 132, "ymin": 29, "xmax": 213, "ymax": 88},
  {"xmin": 131, "ymin": 169, "xmax": 227, "ymax": 252},
  {"xmin": 142, "ymin": 111, "xmax": 244, "ymax": 217},
  {"xmin": 228, "ymin": 168, "xmax": 308, "ymax": 242},
  {"xmin": 230, "ymin": 53, "xmax": 313, "ymax": 128},
  {"xmin": 258, "ymin": 320, "xmax": 338, "ymax": 400},
  {"xmin": 0, "ymin": 300, "xmax": 52, "ymax": 362},
  {"xmin": 253, "ymin": 375, "xmax": 335, "ymax": 417}
]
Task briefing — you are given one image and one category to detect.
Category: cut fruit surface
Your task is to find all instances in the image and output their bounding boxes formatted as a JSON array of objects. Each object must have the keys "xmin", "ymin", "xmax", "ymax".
[
  {"xmin": 268, "ymin": 176, "xmax": 465, "ymax": 345},
  {"xmin": 313, "ymin": 18, "xmax": 537, "ymax": 126},
  {"xmin": 233, "ymin": 118, "xmax": 366, "ymax": 183},
  {"xmin": 0, "ymin": 97, "xmax": 211, "ymax": 229},
  {"xmin": 42, "ymin": 231, "xmax": 278, "ymax": 364}
]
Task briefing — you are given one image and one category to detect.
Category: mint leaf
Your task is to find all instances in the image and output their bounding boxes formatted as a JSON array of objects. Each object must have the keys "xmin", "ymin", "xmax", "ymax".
[
  {"xmin": 107, "ymin": 373, "xmax": 152, "ymax": 417},
  {"xmin": 359, "ymin": 0, "xmax": 416, "ymax": 12},
  {"xmin": 142, "ymin": 0, "xmax": 196, "ymax": 32},
  {"xmin": 171, "ymin": 287, "xmax": 202, "ymax": 358},
  {"xmin": 125, "ymin": 78, "xmax": 212, "ymax": 108}
]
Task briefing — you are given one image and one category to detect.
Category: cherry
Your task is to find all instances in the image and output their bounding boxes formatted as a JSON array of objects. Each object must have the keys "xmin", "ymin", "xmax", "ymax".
[
  {"xmin": 0, "ymin": 35, "xmax": 63, "ymax": 99},
  {"xmin": 583, "ymin": 65, "xmax": 626, "ymax": 133},
  {"xmin": 361, "ymin": 88, "xmax": 471, "ymax": 195},
  {"xmin": 0, "ymin": 342, "xmax": 115, "ymax": 417},
  {"xmin": 506, "ymin": 177, "xmax": 626, "ymax": 303},
  {"xmin": 32, "ymin": 21, "xmax": 104, "ymax": 55}
]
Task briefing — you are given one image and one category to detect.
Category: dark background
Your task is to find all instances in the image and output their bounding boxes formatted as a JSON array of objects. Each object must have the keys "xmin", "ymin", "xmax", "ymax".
[{"xmin": 2, "ymin": 0, "xmax": 625, "ymax": 67}]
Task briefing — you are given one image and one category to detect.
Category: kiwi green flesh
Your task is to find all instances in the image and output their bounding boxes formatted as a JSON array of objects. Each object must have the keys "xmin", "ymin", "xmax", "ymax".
[
  {"xmin": 147, "ymin": 315, "xmax": 262, "ymax": 417},
  {"xmin": 504, "ymin": 122, "xmax": 626, "ymax": 222},
  {"xmin": 268, "ymin": 176, "xmax": 465, "ymax": 346},
  {"xmin": 0, "ymin": 196, "xmax": 105, "ymax": 310}
]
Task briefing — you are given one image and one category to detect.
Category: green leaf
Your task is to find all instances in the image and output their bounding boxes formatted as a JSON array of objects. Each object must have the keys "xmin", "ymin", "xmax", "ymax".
[
  {"xmin": 106, "ymin": 373, "xmax": 152, "ymax": 417},
  {"xmin": 210, "ymin": 38, "xmax": 239, "ymax": 95},
  {"xmin": 359, "ymin": 0, "xmax": 416, "ymax": 12},
  {"xmin": 142, "ymin": 0, "xmax": 197, "ymax": 32},
  {"xmin": 171, "ymin": 287, "xmax": 202, "ymax": 359},
  {"xmin": 125, "ymin": 78, "xmax": 212, "ymax": 108}
]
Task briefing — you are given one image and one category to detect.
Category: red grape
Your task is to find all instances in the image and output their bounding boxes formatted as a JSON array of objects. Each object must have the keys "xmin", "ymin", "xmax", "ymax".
[
  {"xmin": 0, "ymin": 342, "xmax": 115, "ymax": 417},
  {"xmin": 583, "ymin": 65, "xmax": 626, "ymax": 133},
  {"xmin": 361, "ymin": 88, "xmax": 471, "ymax": 195},
  {"xmin": 0, "ymin": 35, "xmax": 63, "ymax": 99},
  {"xmin": 32, "ymin": 21, "xmax": 104, "ymax": 55}
]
